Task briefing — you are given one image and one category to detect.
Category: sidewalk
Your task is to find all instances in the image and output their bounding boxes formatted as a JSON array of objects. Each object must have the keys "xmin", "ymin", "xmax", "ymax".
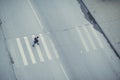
[
  {"xmin": 0, "ymin": 25, "xmax": 16, "ymax": 80},
  {"xmin": 79, "ymin": 0, "xmax": 120, "ymax": 58}
]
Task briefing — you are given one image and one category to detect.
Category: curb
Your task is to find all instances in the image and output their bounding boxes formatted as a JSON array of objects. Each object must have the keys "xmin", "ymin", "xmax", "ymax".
[{"xmin": 77, "ymin": 0, "xmax": 120, "ymax": 59}]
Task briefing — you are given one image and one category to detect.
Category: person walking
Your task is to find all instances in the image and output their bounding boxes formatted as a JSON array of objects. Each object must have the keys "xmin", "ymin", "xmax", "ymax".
[{"xmin": 32, "ymin": 36, "xmax": 39, "ymax": 47}]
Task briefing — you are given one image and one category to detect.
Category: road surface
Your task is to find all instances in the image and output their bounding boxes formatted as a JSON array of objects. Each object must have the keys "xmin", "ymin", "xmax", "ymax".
[{"xmin": 0, "ymin": 0, "xmax": 120, "ymax": 80}]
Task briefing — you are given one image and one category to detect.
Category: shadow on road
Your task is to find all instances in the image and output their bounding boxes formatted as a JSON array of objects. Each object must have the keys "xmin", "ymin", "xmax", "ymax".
[{"xmin": 76, "ymin": 0, "xmax": 102, "ymax": 33}]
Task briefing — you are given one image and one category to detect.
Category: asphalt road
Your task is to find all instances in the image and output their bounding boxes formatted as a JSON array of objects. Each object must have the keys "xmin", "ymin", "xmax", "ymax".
[{"xmin": 0, "ymin": 0, "xmax": 120, "ymax": 80}]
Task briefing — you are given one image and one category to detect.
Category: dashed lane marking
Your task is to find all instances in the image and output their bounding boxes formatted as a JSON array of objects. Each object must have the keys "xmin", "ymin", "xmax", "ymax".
[
  {"xmin": 27, "ymin": 0, "xmax": 44, "ymax": 29},
  {"xmin": 60, "ymin": 63, "xmax": 70, "ymax": 80}
]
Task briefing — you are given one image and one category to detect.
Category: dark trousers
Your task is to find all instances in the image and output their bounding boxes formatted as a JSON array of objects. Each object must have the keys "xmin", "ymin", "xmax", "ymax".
[{"xmin": 32, "ymin": 41, "xmax": 39, "ymax": 47}]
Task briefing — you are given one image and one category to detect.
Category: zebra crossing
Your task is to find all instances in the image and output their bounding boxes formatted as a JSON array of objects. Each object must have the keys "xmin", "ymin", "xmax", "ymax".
[
  {"xmin": 10, "ymin": 25, "xmax": 108, "ymax": 66},
  {"xmin": 76, "ymin": 25, "xmax": 108, "ymax": 52},
  {"xmin": 13, "ymin": 34, "xmax": 59, "ymax": 66}
]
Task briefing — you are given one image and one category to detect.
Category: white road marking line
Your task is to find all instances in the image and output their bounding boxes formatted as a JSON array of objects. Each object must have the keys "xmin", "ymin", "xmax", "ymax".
[
  {"xmin": 90, "ymin": 26, "xmax": 104, "ymax": 48},
  {"xmin": 24, "ymin": 37, "xmax": 36, "ymax": 64},
  {"xmin": 36, "ymin": 46, "xmax": 44, "ymax": 62},
  {"xmin": 27, "ymin": 0, "xmax": 43, "ymax": 29},
  {"xmin": 76, "ymin": 27, "xmax": 89, "ymax": 52},
  {"xmin": 16, "ymin": 38, "xmax": 28, "ymax": 66},
  {"xmin": 60, "ymin": 63, "xmax": 70, "ymax": 80},
  {"xmin": 32, "ymin": 35, "xmax": 44, "ymax": 62},
  {"xmin": 28, "ymin": 0, "xmax": 52, "ymax": 60},
  {"xmin": 39, "ymin": 34, "xmax": 52, "ymax": 60},
  {"xmin": 83, "ymin": 27, "xmax": 97, "ymax": 50},
  {"xmin": 49, "ymin": 38, "xmax": 59, "ymax": 59}
]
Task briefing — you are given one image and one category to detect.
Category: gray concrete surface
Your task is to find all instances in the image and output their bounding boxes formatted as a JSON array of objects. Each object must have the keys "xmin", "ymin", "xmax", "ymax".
[
  {"xmin": 0, "ymin": 0, "xmax": 120, "ymax": 80},
  {"xmin": 0, "ymin": 25, "xmax": 16, "ymax": 80}
]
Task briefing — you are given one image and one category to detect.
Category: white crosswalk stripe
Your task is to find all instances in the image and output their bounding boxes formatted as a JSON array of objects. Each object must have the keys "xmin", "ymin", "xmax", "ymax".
[
  {"xmin": 76, "ymin": 25, "xmax": 105, "ymax": 52},
  {"xmin": 16, "ymin": 38, "xmax": 28, "ymax": 66},
  {"xmin": 32, "ymin": 35, "xmax": 44, "ymax": 62},
  {"xmin": 35, "ymin": 45, "xmax": 45, "ymax": 62},
  {"xmin": 76, "ymin": 27, "xmax": 89, "ymax": 52},
  {"xmin": 24, "ymin": 37, "xmax": 36, "ymax": 64},
  {"xmin": 90, "ymin": 25, "xmax": 104, "ymax": 48},
  {"xmin": 47, "ymin": 36, "xmax": 59, "ymax": 59},
  {"xmin": 83, "ymin": 26, "xmax": 97, "ymax": 50},
  {"xmin": 39, "ymin": 34, "xmax": 52, "ymax": 60}
]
